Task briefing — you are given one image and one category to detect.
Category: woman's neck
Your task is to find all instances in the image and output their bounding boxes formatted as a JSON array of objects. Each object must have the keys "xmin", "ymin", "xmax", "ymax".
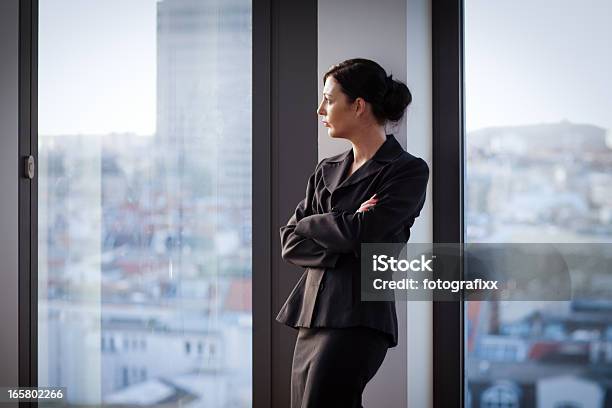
[{"xmin": 349, "ymin": 127, "xmax": 387, "ymax": 166}]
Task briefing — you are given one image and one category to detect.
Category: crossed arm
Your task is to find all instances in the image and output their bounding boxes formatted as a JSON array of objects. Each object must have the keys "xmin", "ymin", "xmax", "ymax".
[
  {"xmin": 280, "ymin": 158, "xmax": 429, "ymax": 267},
  {"xmin": 279, "ymin": 165, "xmax": 342, "ymax": 269},
  {"xmin": 280, "ymin": 207, "xmax": 342, "ymax": 268}
]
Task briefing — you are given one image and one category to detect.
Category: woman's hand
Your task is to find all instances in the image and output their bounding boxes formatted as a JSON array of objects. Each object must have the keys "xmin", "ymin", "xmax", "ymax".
[{"xmin": 356, "ymin": 194, "xmax": 378, "ymax": 213}]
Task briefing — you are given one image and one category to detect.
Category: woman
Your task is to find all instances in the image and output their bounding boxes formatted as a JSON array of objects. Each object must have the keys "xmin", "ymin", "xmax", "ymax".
[{"xmin": 276, "ymin": 58, "xmax": 429, "ymax": 407}]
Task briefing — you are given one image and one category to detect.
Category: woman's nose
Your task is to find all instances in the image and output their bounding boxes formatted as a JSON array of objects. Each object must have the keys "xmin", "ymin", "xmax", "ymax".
[{"xmin": 317, "ymin": 103, "xmax": 325, "ymax": 116}]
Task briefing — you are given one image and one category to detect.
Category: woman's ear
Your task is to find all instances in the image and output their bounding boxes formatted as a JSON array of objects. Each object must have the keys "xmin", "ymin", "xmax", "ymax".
[{"xmin": 354, "ymin": 97, "xmax": 367, "ymax": 118}]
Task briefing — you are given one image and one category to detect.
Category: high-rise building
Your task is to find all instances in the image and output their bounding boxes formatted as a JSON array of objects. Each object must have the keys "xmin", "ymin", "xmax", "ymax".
[{"xmin": 155, "ymin": 0, "xmax": 252, "ymax": 271}]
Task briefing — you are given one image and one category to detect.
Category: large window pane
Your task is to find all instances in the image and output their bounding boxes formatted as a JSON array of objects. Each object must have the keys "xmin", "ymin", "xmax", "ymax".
[
  {"xmin": 464, "ymin": 1, "xmax": 612, "ymax": 407},
  {"xmin": 38, "ymin": 0, "xmax": 252, "ymax": 406}
]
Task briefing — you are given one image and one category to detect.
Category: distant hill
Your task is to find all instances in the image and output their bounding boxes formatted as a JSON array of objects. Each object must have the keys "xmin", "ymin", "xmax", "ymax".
[{"xmin": 468, "ymin": 121, "xmax": 611, "ymax": 153}]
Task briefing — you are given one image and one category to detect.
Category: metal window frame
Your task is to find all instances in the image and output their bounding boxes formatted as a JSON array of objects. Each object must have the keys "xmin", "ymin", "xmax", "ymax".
[
  {"xmin": 254, "ymin": 0, "xmax": 318, "ymax": 406},
  {"xmin": 268, "ymin": 1, "xmax": 319, "ymax": 407},
  {"xmin": 19, "ymin": 0, "xmax": 38, "ymax": 400},
  {"xmin": 432, "ymin": 0, "xmax": 465, "ymax": 407},
  {"xmin": 252, "ymin": 0, "xmax": 272, "ymax": 405}
]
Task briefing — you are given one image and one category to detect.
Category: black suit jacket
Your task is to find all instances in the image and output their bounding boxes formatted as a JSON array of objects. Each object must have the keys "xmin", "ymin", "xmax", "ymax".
[{"xmin": 275, "ymin": 134, "xmax": 429, "ymax": 347}]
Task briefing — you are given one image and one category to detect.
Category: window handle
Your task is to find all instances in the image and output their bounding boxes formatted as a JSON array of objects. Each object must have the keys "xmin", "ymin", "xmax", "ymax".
[{"xmin": 24, "ymin": 155, "xmax": 35, "ymax": 179}]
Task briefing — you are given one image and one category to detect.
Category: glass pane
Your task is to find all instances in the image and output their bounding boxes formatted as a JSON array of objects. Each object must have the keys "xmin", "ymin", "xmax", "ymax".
[
  {"xmin": 464, "ymin": 1, "xmax": 612, "ymax": 407},
  {"xmin": 38, "ymin": 0, "xmax": 252, "ymax": 406}
]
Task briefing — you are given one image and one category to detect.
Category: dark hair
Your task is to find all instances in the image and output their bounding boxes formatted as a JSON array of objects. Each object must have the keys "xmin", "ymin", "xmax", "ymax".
[{"xmin": 323, "ymin": 58, "xmax": 412, "ymax": 125}]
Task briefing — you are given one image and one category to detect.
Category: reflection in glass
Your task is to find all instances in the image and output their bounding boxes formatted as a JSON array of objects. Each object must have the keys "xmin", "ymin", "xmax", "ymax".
[
  {"xmin": 464, "ymin": 1, "xmax": 612, "ymax": 407},
  {"xmin": 38, "ymin": 0, "xmax": 252, "ymax": 406}
]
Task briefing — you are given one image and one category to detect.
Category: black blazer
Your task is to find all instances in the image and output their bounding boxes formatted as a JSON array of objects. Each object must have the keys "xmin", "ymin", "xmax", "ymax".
[{"xmin": 275, "ymin": 134, "xmax": 429, "ymax": 347}]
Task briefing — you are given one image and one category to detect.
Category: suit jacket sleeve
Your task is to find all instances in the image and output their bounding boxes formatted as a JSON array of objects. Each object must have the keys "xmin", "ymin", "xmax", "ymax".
[
  {"xmin": 294, "ymin": 158, "xmax": 429, "ymax": 255},
  {"xmin": 279, "ymin": 164, "xmax": 341, "ymax": 269}
]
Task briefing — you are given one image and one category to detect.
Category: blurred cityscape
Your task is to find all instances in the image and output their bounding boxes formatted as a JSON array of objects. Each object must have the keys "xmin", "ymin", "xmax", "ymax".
[
  {"xmin": 465, "ymin": 121, "xmax": 612, "ymax": 407},
  {"xmin": 38, "ymin": 0, "xmax": 252, "ymax": 406},
  {"xmin": 37, "ymin": 0, "xmax": 612, "ymax": 406}
]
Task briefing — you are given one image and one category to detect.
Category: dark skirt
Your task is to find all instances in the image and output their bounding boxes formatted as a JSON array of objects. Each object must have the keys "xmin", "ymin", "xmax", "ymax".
[{"xmin": 291, "ymin": 326, "xmax": 390, "ymax": 408}]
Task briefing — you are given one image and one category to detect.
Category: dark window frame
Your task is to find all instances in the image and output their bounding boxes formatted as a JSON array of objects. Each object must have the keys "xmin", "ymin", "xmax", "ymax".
[
  {"xmin": 19, "ymin": 0, "xmax": 38, "ymax": 396},
  {"xmin": 432, "ymin": 0, "xmax": 465, "ymax": 407},
  {"xmin": 253, "ymin": 0, "xmax": 318, "ymax": 406},
  {"xmin": 252, "ymin": 0, "xmax": 272, "ymax": 405}
]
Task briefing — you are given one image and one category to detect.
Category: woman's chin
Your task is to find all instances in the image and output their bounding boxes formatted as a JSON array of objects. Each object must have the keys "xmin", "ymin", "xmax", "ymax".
[{"xmin": 327, "ymin": 128, "xmax": 340, "ymax": 138}]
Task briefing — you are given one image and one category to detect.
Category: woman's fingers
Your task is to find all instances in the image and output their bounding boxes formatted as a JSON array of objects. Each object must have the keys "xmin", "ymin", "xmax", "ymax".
[
  {"xmin": 361, "ymin": 197, "xmax": 378, "ymax": 206},
  {"xmin": 357, "ymin": 199, "xmax": 379, "ymax": 213},
  {"xmin": 357, "ymin": 205, "xmax": 374, "ymax": 213},
  {"xmin": 355, "ymin": 193, "xmax": 379, "ymax": 213}
]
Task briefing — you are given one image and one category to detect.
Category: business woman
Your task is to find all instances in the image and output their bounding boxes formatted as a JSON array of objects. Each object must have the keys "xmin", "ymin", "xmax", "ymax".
[{"xmin": 276, "ymin": 58, "xmax": 429, "ymax": 408}]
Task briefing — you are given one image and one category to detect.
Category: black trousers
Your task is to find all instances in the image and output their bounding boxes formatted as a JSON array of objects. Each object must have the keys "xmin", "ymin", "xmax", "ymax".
[{"xmin": 290, "ymin": 326, "xmax": 390, "ymax": 408}]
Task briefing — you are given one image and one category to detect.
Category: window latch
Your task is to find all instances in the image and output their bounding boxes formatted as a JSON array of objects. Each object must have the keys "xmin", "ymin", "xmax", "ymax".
[{"xmin": 24, "ymin": 155, "xmax": 35, "ymax": 180}]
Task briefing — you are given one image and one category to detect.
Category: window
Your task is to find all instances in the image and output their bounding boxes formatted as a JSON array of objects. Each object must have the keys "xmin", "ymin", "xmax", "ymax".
[
  {"xmin": 480, "ymin": 382, "xmax": 520, "ymax": 408},
  {"xmin": 464, "ymin": 1, "xmax": 612, "ymax": 407},
  {"xmin": 37, "ymin": 0, "xmax": 252, "ymax": 405},
  {"xmin": 121, "ymin": 367, "xmax": 129, "ymax": 387}
]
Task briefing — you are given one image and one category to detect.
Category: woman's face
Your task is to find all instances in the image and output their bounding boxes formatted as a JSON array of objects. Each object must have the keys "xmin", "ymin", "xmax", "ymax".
[{"xmin": 317, "ymin": 76, "xmax": 356, "ymax": 139}]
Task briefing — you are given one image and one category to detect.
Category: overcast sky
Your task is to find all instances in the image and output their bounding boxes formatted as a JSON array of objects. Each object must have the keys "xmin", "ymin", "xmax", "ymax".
[
  {"xmin": 39, "ymin": 0, "xmax": 157, "ymax": 136},
  {"xmin": 38, "ymin": 0, "xmax": 612, "ymax": 136},
  {"xmin": 465, "ymin": 0, "xmax": 612, "ymax": 133}
]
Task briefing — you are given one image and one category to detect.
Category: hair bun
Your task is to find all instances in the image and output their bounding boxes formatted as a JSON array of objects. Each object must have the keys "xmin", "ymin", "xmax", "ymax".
[
  {"xmin": 385, "ymin": 75, "xmax": 395, "ymax": 95},
  {"xmin": 382, "ymin": 76, "xmax": 412, "ymax": 123}
]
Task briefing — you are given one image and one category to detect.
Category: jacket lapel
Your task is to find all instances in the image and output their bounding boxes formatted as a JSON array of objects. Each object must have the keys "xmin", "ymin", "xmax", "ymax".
[
  {"xmin": 339, "ymin": 159, "xmax": 385, "ymax": 190},
  {"xmin": 322, "ymin": 134, "xmax": 404, "ymax": 194},
  {"xmin": 321, "ymin": 153, "xmax": 350, "ymax": 193}
]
